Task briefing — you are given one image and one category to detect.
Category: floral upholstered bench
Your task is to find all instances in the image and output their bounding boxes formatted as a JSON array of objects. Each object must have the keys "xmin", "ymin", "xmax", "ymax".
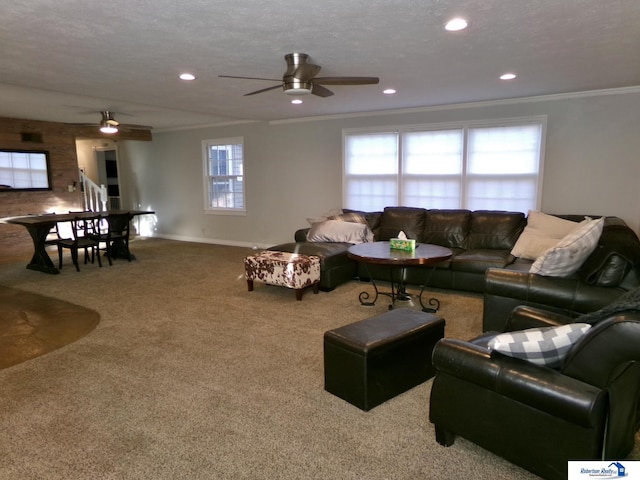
[{"xmin": 244, "ymin": 251, "xmax": 321, "ymax": 301}]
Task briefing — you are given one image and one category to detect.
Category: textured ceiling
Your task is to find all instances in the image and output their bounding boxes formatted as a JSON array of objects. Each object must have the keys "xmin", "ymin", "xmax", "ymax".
[{"xmin": 1, "ymin": 0, "xmax": 639, "ymax": 131}]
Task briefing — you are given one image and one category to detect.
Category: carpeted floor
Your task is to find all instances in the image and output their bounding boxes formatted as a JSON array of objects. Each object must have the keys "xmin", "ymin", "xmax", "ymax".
[{"xmin": 0, "ymin": 238, "xmax": 635, "ymax": 479}]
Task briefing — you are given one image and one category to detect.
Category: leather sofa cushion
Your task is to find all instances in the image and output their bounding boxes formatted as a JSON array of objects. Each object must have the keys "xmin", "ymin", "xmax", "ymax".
[
  {"xmin": 268, "ymin": 242, "xmax": 351, "ymax": 269},
  {"xmin": 375, "ymin": 207, "xmax": 426, "ymax": 241},
  {"xmin": 464, "ymin": 211, "xmax": 525, "ymax": 250},
  {"xmin": 452, "ymin": 249, "xmax": 514, "ymax": 273},
  {"xmin": 423, "ymin": 210, "xmax": 470, "ymax": 249}
]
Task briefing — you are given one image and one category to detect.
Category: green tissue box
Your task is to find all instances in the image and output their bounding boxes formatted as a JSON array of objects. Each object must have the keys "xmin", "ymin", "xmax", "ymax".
[{"xmin": 390, "ymin": 238, "xmax": 416, "ymax": 251}]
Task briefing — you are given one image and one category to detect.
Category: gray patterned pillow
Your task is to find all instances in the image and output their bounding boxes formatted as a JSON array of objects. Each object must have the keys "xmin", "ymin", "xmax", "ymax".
[
  {"xmin": 529, "ymin": 217, "xmax": 604, "ymax": 277},
  {"xmin": 487, "ymin": 323, "xmax": 592, "ymax": 368},
  {"xmin": 327, "ymin": 212, "xmax": 368, "ymax": 224},
  {"xmin": 306, "ymin": 220, "xmax": 374, "ymax": 244}
]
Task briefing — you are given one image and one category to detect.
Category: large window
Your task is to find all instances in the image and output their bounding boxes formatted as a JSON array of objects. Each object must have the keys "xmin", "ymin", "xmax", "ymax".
[
  {"xmin": 343, "ymin": 118, "xmax": 545, "ymax": 213},
  {"xmin": 203, "ymin": 137, "xmax": 245, "ymax": 213},
  {"xmin": 0, "ymin": 149, "xmax": 52, "ymax": 191}
]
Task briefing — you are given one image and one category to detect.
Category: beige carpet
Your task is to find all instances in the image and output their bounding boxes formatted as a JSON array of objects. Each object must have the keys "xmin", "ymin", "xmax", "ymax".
[{"xmin": 0, "ymin": 238, "xmax": 635, "ymax": 479}]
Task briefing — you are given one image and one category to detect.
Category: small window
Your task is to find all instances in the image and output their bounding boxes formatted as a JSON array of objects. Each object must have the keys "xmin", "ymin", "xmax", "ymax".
[{"xmin": 202, "ymin": 137, "xmax": 245, "ymax": 214}]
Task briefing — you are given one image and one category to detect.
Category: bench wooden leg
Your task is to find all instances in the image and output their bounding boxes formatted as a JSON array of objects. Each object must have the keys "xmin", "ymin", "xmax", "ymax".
[
  {"xmin": 247, "ymin": 279, "xmax": 254, "ymax": 292},
  {"xmin": 295, "ymin": 288, "xmax": 303, "ymax": 301},
  {"xmin": 313, "ymin": 283, "xmax": 319, "ymax": 294}
]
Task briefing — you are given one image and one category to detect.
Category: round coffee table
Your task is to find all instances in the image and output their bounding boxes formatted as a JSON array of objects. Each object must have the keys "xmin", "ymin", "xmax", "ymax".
[{"xmin": 348, "ymin": 241, "xmax": 452, "ymax": 312}]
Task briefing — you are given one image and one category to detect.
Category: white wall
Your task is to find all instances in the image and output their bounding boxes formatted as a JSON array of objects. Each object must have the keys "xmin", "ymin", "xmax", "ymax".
[{"xmin": 118, "ymin": 89, "xmax": 640, "ymax": 247}]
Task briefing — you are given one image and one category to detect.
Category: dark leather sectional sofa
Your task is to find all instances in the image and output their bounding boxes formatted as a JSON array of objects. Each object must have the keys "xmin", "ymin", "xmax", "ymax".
[{"xmin": 269, "ymin": 207, "xmax": 640, "ymax": 324}]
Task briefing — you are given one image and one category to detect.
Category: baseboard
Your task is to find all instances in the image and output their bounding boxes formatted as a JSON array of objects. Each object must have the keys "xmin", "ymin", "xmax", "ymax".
[{"xmin": 148, "ymin": 233, "xmax": 273, "ymax": 250}]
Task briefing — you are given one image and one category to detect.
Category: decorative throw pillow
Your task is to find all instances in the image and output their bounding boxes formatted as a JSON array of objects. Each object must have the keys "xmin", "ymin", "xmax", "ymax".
[
  {"xmin": 306, "ymin": 220, "xmax": 374, "ymax": 244},
  {"xmin": 326, "ymin": 212, "xmax": 368, "ymax": 224},
  {"xmin": 306, "ymin": 208, "xmax": 343, "ymax": 226},
  {"xmin": 487, "ymin": 323, "xmax": 592, "ymax": 368},
  {"xmin": 511, "ymin": 211, "xmax": 585, "ymax": 260},
  {"xmin": 529, "ymin": 217, "xmax": 604, "ymax": 277}
]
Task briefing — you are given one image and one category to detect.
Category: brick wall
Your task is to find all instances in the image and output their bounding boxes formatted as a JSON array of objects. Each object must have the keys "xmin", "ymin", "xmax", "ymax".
[{"xmin": 0, "ymin": 117, "xmax": 83, "ymax": 262}]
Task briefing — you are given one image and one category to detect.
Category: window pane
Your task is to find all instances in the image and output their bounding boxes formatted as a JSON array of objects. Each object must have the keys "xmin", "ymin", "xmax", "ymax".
[
  {"xmin": 403, "ymin": 130, "xmax": 463, "ymax": 174},
  {"xmin": 468, "ymin": 124, "xmax": 541, "ymax": 174},
  {"xmin": 403, "ymin": 177, "xmax": 461, "ymax": 209},
  {"xmin": 345, "ymin": 133, "xmax": 398, "ymax": 175},
  {"xmin": 344, "ymin": 177, "xmax": 397, "ymax": 211},
  {"xmin": 467, "ymin": 176, "xmax": 537, "ymax": 211},
  {"xmin": 209, "ymin": 176, "xmax": 245, "ymax": 209},
  {"xmin": 344, "ymin": 133, "xmax": 399, "ymax": 210}
]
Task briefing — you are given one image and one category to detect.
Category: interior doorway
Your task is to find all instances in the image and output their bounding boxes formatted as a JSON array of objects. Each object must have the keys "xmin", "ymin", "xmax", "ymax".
[{"xmin": 95, "ymin": 148, "xmax": 121, "ymax": 210}]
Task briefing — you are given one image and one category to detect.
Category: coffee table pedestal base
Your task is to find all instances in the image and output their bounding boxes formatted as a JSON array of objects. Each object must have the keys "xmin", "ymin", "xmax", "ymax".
[{"xmin": 357, "ymin": 264, "xmax": 441, "ymax": 313}]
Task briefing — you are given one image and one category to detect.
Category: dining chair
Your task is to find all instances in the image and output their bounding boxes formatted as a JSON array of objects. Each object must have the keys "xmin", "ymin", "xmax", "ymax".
[
  {"xmin": 57, "ymin": 215, "xmax": 102, "ymax": 272},
  {"xmin": 89, "ymin": 212, "xmax": 132, "ymax": 265},
  {"xmin": 41, "ymin": 212, "xmax": 72, "ymax": 268}
]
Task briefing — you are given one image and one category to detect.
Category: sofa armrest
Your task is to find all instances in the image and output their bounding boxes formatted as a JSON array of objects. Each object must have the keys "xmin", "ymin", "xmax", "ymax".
[
  {"xmin": 505, "ymin": 305, "xmax": 572, "ymax": 331},
  {"xmin": 482, "ymin": 268, "xmax": 625, "ymax": 332},
  {"xmin": 294, "ymin": 228, "xmax": 310, "ymax": 242},
  {"xmin": 432, "ymin": 338, "xmax": 606, "ymax": 427}
]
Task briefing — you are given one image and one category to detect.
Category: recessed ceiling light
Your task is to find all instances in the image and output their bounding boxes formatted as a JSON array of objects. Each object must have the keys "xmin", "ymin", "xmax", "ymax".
[
  {"xmin": 291, "ymin": 99, "xmax": 303, "ymax": 105},
  {"xmin": 179, "ymin": 73, "xmax": 196, "ymax": 81},
  {"xmin": 444, "ymin": 18, "xmax": 468, "ymax": 31},
  {"xmin": 500, "ymin": 73, "xmax": 517, "ymax": 80},
  {"xmin": 383, "ymin": 88, "xmax": 397, "ymax": 95}
]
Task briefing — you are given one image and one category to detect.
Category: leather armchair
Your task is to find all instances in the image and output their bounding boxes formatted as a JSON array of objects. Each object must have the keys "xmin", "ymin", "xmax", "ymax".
[{"xmin": 429, "ymin": 306, "xmax": 640, "ymax": 480}]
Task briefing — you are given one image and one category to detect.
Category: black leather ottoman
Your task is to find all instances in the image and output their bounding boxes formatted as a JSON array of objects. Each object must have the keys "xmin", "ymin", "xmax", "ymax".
[{"xmin": 323, "ymin": 308, "xmax": 445, "ymax": 411}]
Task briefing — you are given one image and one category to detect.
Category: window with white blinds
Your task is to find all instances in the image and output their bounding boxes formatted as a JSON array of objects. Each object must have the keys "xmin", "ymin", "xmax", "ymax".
[
  {"xmin": 202, "ymin": 137, "xmax": 245, "ymax": 214},
  {"xmin": 343, "ymin": 119, "xmax": 545, "ymax": 213}
]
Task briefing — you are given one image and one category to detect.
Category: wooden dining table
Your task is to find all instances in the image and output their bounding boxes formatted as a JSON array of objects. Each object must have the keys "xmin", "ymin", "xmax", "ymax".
[{"xmin": 3, "ymin": 210, "xmax": 154, "ymax": 274}]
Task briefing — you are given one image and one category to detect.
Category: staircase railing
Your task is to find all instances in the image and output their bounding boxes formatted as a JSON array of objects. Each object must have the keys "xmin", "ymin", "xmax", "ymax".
[{"xmin": 79, "ymin": 169, "xmax": 108, "ymax": 212}]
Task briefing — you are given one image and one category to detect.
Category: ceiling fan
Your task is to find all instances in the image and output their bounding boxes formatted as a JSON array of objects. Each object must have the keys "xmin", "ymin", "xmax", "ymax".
[
  {"xmin": 70, "ymin": 111, "xmax": 152, "ymax": 134},
  {"xmin": 219, "ymin": 53, "xmax": 380, "ymax": 97}
]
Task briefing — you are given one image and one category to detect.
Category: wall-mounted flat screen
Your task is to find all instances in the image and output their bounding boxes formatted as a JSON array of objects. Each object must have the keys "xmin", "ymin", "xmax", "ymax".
[{"xmin": 0, "ymin": 149, "xmax": 52, "ymax": 191}]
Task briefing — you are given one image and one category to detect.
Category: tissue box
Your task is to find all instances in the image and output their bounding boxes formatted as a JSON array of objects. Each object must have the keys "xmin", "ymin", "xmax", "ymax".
[{"xmin": 390, "ymin": 238, "xmax": 416, "ymax": 251}]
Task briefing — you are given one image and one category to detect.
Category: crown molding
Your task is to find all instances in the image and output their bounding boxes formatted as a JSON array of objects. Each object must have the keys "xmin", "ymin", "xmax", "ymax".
[{"xmin": 269, "ymin": 86, "xmax": 640, "ymax": 126}]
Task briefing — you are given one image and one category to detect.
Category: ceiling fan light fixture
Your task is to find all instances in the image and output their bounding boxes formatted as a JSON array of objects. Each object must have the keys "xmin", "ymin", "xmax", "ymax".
[
  {"xmin": 100, "ymin": 122, "xmax": 118, "ymax": 134},
  {"xmin": 99, "ymin": 111, "xmax": 119, "ymax": 133},
  {"xmin": 283, "ymin": 80, "xmax": 312, "ymax": 96}
]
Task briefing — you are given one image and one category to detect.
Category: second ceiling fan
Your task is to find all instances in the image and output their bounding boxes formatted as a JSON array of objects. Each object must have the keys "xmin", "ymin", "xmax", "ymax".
[{"xmin": 219, "ymin": 53, "xmax": 380, "ymax": 97}]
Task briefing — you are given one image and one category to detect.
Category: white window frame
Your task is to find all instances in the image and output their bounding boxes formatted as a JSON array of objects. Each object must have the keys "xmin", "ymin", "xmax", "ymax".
[
  {"xmin": 202, "ymin": 137, "xmax": 246, "ymax": 215},
  {"xmin": 342, "ymin": 116, "xmax": 546, "ymax": 213}
]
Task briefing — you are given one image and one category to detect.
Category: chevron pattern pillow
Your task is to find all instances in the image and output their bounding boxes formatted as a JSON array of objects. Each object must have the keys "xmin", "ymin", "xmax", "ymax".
[{"xmin": 487, "ymin": 323, "xmax": 592, "ymax": 368}]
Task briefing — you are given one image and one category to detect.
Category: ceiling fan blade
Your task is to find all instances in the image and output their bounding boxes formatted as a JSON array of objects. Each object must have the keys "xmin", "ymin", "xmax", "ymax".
[
  {"xmin": 219, "ymin": 75, "xmax": 281, "ymax": 82},
  {"xmin": 313, "ymin": 76, "xmax": 380, "ymax": 85},
  {"xmin": 244, "ymin": 84, "xmax": 283, "ymax": 96},
  {"xmin": 293, "ymin": 63, "xmax": 321, "ymax": 81},
  {"xmin": 311, "ymin": 84, "xmax": 334, "ymax": 97},
  {"xmin": 119, "ymin": 123, "xmax": 153, "ymax": 131}
]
